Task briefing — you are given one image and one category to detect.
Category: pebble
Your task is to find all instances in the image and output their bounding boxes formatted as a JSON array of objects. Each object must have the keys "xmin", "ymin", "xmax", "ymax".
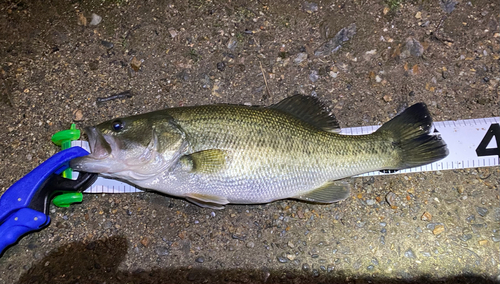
[
  {"xmin": 385, "ymin": 192, "xmax": 397, "ymax": 207},
  {"xmin": 302, "ymin": 263, "xmax": 310, "ymax": 271},
  {"xmin": 277, "ymin": 256, "xmax": 288, "ymax": 263},
  {"xmin": 89, "ymin": 13, "xmax": 102, "ymax": 26},
  {"xmin": 466, "ymin": 215, "xmax": 475, "ymax": 222},
  {"xmin": 155, "ymin": 247, "xmax": 170, "ymax": 256},
  {"xmin": 314, "ymin": 23, "xmax": 356, "ymax": 56},
  {"xmin": 309, "ymin": 70, "xmax": 319, "ymax": 82},
  {"xmin": 380, "ymin": 235, "xmax": 385, "ymax": 245},
  {"xmin": 168, "ymin": 27, "xmax": 178, "ymax": 38},
  {"xmin": 366, "ymin": 199, "xmax": 376, "ymax": 205},
  {"xmin": 227, "ymin": 38, "xmax": 237, "ymax": 50},
  {"xmin": 195, "ymin": 257, "xmax": 205, "ymax": 263},
  {"xmin": 312, "ymin": 269, "xmax": 320, "ymax": 277},
  {"xmin": 246, "ymin": 242, "xmax": 255, "ymax": 248},
  {"xmin": 327, "ymin": 265, "xmax": 334, "ymax": 272},
  {"xmin": 294, "ymin": 53, "xmax": 308, "ymax": 64},
  {"xmin": 217, "ymin": 61, "xmax": 226, "ymax": 72},
  {"xmin": 440, "ymin": 0, "xmax": 457, "ymax": 13},
  {"xmin": 73, "ymin": 109, "xmax": 84, "ymax": 121},
  {"xmin": 101, "ymin": 40, "xmax": 114, "ymax": 49},
  {"xmin": 476, "ymin": 207, "xmax": 488, "ymax": 217},
  {"xmin": 433, "ymin": 225, "xmax": 445, "ymax": 235},
  {"xmin": 404, "ymin": 248, "xmax": 416, "ymax": 259},
  {"xmin": 130, "ymin": 56, "xmax": 142, "ymax": 72},
  {"xmin": 459, "ymin": 234, "xmax": 472, "ymax": 242},
  {"xmin": 367, "ymin": 265, "xmax": 374, "ymax": 271},
  {"xmin": 421, "ymin": 212, "xmax": 432, "ymax": 221},
  {"xmin": 140, "ymin": 237, "xmax": 150, "ymax": 247},
  {"xmin": 302, "ymin": 2, "xmax": 319, "ymax": 13},
  {"xmin": 492, "ymin": 233, "xmax": 500, "ymax": 243},
  {"xmin": 401, "ymin": 37, "xmax": 424, "ymax": 58}
]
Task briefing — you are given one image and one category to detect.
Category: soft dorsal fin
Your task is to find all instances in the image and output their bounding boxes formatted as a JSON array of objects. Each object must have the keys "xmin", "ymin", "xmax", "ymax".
[
  {"xmin": 270, "ymin": 95, "xmax": 340, "ymax": 132},
  {"xmin": 292, "ymin": 180, "xmax": 350, "ymax": 203}
]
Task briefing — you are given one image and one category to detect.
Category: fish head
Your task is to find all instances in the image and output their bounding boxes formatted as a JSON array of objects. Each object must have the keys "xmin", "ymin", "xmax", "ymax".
[{"xmin": 71, "ymin": 112, "xmax": 186, "ymax": 181}]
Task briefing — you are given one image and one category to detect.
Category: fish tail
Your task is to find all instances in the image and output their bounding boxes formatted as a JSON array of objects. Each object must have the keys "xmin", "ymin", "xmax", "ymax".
[{"xmin": 376, "ymin": 103, "xmax": 449, "ymax": 169}]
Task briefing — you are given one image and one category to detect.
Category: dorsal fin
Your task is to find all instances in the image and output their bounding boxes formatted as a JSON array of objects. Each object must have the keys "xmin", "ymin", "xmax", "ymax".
[{"xmin": 270, "ymin": 95, "xmax": 340, "ymax": 132}]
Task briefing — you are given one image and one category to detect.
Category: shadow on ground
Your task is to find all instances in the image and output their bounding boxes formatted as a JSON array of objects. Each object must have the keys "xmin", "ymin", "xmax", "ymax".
[{"xmin": 17, "ymin": 236, "xmax": 496, "ymax": 284}]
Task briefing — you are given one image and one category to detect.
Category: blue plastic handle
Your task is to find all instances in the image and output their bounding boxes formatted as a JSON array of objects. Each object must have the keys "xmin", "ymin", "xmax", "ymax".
[
  {"xmin": 0, "ymin": 147, "xmax": 89, "ymax": 223},
  {"xmin": 0, "ymin": 208, "xmax": 49, "ymax": 255},
  {"xmin": 0, "ymin": 147, "xmax": 89, "ymax": 255}
]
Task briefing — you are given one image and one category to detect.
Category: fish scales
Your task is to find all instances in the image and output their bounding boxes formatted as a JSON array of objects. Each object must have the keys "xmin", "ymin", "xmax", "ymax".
[{"xmin": 71, "ymin": 95, "xmax": 448, "ymax": 208}]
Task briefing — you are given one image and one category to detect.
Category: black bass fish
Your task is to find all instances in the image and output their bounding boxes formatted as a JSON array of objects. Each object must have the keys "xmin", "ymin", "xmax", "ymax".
[{"xmin": 71, "ymin": 95, "xmax": 448, "ymax": 209}]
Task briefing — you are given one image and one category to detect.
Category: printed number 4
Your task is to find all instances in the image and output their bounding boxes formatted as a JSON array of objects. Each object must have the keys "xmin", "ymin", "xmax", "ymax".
[{"xmin": 475, "ymin": 123, "xmax": 500, "ymax": 158}]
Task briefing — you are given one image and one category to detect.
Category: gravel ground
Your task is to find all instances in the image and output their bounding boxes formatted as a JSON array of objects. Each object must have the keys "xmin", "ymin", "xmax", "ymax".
[{"xmin": 0, "ymin": 0, "xmax": 499, "ymax": 283}]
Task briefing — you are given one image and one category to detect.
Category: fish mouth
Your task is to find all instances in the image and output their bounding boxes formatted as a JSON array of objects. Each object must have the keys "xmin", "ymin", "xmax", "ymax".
[
  {"xmin": 70, "ymin": 127, "xmax": 115, "ymax": 173},
  {"xmin": 85, "ymin": 126, "xmax": 113, "ymax": 159}
]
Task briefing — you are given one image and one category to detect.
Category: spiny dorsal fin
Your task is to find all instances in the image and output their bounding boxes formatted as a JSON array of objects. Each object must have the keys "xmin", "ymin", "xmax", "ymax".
[
  {"xmin": 180, "ymin": 149, "xmax": 227, "ymax": 174},
  {"xmin": 293, "ymin": 180, "xmax": 350, "ymax": 203},
  {"xmin": 270, "ymin": 95, "xmax": 340, "ymax": 132}
]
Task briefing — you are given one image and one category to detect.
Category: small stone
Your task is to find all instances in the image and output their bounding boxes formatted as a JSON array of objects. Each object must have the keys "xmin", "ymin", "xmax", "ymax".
[
  {"xmin": 421, "ymin": 212, "xmax": 432, "ymax": 221},
  {"xmin": 140, "ymin": 237, "xmax": 150, "ymax": 247},
  {"xmin": 383, "ymin": 7, "xmax": 390, "ymax": 15},
  {"xmin": 433, "ymin": 225, "xmax": 445, "ymax": 235},
  {"xmin": 101, "ymin": 40, "xmax": 114, "ymax": 49},
  {"xmin": 130, "ymin": 56, "xmax": 142, "ymax": 72},
  {"xmin": 302, "ymin": 263, "xmax": 310, "ymax": 271},
  {"xmin": 294, "ymin": 52, "xmax": 308, "ymax": 64},
  {"xmin": 476, "ymin": 207, "xmax": 488, "ymax": 217},
  {"xmin": 227, "ymin": 38, "xmax": 237, "ymax": 50},
  {"xmin": 302, "ymin": 2, "xmax": 319, "ymax": 13},
  {"xmin": 73, "ymin": 109, "xmax": 84, "ymax": 122},
  {"xmin": 401, "ymin": 37, "xmax": 424, "ymax": 58},
  {"xmin": 466, "ymin": 215, "xmax": 475, "ymax": 222},
  {"xmin": 404, "ymin": 248, "xmax": 416, "ymax": 259},
  {"xmin": 195, "ymin": 256, "xmax": 205, "ymax": 263},
  {"xmin": 415, "ymin": 11, "xmax": 422, "ymax": 19},
  {"xmin": 478, "ymin": 239, "xmax": 488, "ymax": 246},
  {"xmin": 492, "ymin": 233, "xmax": 500, "ymax": 243},
  {"xmin": 366, "ymin": 199, "xmax": 376, "ymax": 205},
  {"xmin": 217, "ymin": 61, "xmax": 226, "ymax": 72},
  {"xmin": 309, "ymin": 70, "xmax": 319, "ymax": 82},
  {"xmin": 385, "ymin": 192, "xmax": 397, "ymax": 207},
  {"xmin": 459, "ymin": 234, "xmax": 472, "ymax": 242},
  {"xmin": 168, "ymin": 27, "xmax": 178, "ymax": 38},
  {"xmin": 287, "ymin": 241, "xmax": 295, "ymax": 248},
  {"xmin": 77, "ymin": 13, "xmax": 87, "ymax": 26},
  {"xmin": 382, "ymin": 94, "xmax": 391, "ymax": 102},
  {"xmin": 155, "ymin": 247, "xmax": 169, "ymax": 256},
  {"xmin": 277, "ymin": 256, "xmax": 288, "ymax": 263},
  {"xmin": 246, "ymin": 242, "xmax": 255, "ymax": 248},
  {"xmin": 440, "ymin": 0, "xmax": 457, "ymax": 13},
  {"xmin": 89, "ymin": 13, "xmax": 102, "ymax": 26}
]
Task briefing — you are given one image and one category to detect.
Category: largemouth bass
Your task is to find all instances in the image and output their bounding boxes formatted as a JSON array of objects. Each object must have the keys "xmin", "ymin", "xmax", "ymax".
[{"xmin": 71, "ymin": 95, "xmax": 448, "ymax": 209}]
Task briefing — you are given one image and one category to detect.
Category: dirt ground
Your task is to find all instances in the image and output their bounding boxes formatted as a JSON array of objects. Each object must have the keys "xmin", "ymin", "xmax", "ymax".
[{"xmin": 0, "ymin": 0, "xmax": 499, "ymax": 283}]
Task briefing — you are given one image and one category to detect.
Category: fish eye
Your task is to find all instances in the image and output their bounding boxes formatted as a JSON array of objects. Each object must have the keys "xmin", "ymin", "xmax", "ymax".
[{"xmin": 111, "ymin": 120, "xmax": 124, "ymax": 132}]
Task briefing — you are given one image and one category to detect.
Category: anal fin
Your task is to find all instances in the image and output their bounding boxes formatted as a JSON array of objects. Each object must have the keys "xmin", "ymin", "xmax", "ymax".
[
  {"xmin": 293, "ymin": 181, "xmax": 351, "ymax": 203},
  {"xmin": 185, "ymin": 193, "xmax": 229, "ymax": 210}
]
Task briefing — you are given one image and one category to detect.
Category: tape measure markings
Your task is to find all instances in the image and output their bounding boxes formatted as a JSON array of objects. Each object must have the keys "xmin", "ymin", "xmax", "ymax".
[{"xmin": 71, "ymin": 116, "xmax": 500, "ymax": 193}]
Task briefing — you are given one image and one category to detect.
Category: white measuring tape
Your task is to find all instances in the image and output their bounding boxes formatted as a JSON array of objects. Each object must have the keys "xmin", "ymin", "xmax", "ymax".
[{"xmin": 71, "ymin": 117, "xmax": 500, "ymax": 193}]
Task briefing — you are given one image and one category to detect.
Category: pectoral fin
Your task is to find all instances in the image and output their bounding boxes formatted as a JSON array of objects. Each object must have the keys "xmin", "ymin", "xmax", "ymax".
[
  {"xmin": 293, "ymin": 181, "xmax": 351, "ymax": 203},
  {"xmin": 185, "ymin": 193, "xmax": 229, "ymax": 210},
  {"xmin": 180, "ymin": 149, "xmax": 227, "ymax": 174}
]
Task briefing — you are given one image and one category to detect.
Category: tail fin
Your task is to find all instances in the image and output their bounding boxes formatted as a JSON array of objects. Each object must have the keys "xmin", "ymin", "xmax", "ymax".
[{"xmin": 376, "ymin": 103, "xmax": 448, "ymax": 169}]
